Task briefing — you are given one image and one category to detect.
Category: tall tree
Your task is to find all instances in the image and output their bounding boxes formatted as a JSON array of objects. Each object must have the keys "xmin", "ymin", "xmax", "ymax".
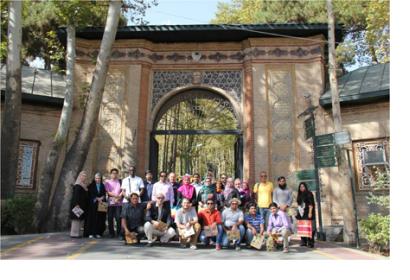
[
  {"xmin": 212, "ymin": 0, "xmax": 390, "ymax": 67},
  {"xmin": 33, "ymin": 0, "xmax": 103, "ymax": 232},
  {"xmin": 1, "ymin": 0, "xmax": 22, "ymax": 199},
  {"xmin": 47, "ymin": 0, "xmax": 122, "ymax": 231}
]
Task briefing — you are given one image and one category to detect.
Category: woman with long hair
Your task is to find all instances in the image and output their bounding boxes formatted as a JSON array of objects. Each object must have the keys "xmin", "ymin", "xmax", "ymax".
[{"xmin": 296, "ymin": 182, "xmax": 316, "ymax": 248}]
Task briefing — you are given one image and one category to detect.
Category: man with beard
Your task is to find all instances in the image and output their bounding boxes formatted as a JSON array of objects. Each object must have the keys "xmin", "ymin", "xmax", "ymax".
[{"xmin": 273, "ymin": 176, "xmax": 293, "ymax": 212}]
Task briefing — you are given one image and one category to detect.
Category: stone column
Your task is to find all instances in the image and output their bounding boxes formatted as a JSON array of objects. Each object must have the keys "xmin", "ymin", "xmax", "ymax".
[{"xmin": 243, "ymin": 62, "xmax": 255, "ymax": 184}]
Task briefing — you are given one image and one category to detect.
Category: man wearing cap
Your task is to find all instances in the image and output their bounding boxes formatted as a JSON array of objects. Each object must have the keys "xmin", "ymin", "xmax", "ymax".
[
  {"xmin": 120, "ymin": 192, "xmax": 150, "ymax": 244},
  {"xmin": 144, "ymin": 193, "xmax": 176, "ymax": 247},
  {"xmin": 221, "ymin": 197, "xmax": 245, "ymax": 250}
]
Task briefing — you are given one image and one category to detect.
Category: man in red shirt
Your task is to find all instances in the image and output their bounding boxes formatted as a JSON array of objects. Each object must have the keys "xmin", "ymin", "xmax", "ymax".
[{"xmin": 198, "ymin": 198, "xmax": 223, "ymax": 250}]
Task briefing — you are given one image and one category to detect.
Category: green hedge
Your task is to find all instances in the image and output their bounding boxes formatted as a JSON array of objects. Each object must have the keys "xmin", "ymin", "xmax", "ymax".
[
  {"xmin": 1, "ymin": 194, "xmax": 36, "ymax": 235},
  {"xmin": 359, "ymin": 213, "xmax": 390, "ymax": 253}
]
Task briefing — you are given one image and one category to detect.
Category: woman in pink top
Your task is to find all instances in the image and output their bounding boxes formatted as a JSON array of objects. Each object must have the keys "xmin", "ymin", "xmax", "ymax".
[{"xmin": 176, "ymin": 175, "xmax": 197, "ymax": 208}]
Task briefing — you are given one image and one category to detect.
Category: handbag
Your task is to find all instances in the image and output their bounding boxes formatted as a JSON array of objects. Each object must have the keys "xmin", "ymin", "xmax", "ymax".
[
  {"xmin": 203, "ymin": 225, "xmax": 218, "ymax": 237},
  {"xmin": 125, "ymin": 232, "xmax": 138, "ymax": 244},
  {"xmin": 97, "ymin": 201, "xmax": 108, "ymax": 212},
  {"xmin": 181, "ymin": 226, "xmax": 195, "ymax": 238},
  {"xmin": 227, "ymin": 229, "xmax": 240, "ymax": 241},
  {"xmin": 156, "ymin": 220, "xmax": 168, "ymax": 232},
  {"xmin": 297, "ymin": 220, "xmax": 313, "ymax": 238},
  {"xmin": 250, "ymin": 234, "xmax": 264, "ymax": 250}
]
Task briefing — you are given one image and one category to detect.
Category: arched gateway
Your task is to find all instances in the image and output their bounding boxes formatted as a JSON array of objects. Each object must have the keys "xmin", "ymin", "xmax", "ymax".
[{"xmin": 149, "ymin": 88, "xmax": 243, "ymax": 180}]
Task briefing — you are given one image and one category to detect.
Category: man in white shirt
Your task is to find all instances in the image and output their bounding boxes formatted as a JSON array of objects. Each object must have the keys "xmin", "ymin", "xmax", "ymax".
[
  {"xmin": 152, "ymin": 171, "xmax": 174, "ymax": 209},
  {"xmin": 121, "ymin": 166, "xmax": 144, "ymax": 203}
]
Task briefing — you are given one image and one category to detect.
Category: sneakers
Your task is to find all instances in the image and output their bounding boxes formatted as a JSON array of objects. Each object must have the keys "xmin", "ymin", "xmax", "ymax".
[
  {"xmin": 89, "ymin": 235, "xmax": 93, "ymax": 239},
  {"xmin": 216, "ymin": 244, "xmax": 221, "ymax": 251},
  {"xmin": 283, "ymin": 247, "xmax": 289, "ymax": 253},
  {"xmin": 190, "ymin": 245, "xmax": 197, "ymax": 250},
  {"xmin": 209, "ymin": 240, "xmax": 215, "ymax": 246},
  {"xmin": 95, "ymin": 235, "xmax": 102, "ymax": 239}
]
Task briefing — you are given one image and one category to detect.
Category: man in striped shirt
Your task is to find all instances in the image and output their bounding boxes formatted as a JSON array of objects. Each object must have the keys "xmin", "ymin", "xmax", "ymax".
[{"xmin": 244, "ymin": 203, "xmax": 265, "ymax": 247}]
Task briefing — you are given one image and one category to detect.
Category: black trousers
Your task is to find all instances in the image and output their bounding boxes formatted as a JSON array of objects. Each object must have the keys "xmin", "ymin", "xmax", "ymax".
[
  {"xmin": 107, "ymin": 206, "xmax": 122, "ymax": 237},
  {"xmin": 301, "ymin": 230, "xmax": 316, "ymax": 247}
]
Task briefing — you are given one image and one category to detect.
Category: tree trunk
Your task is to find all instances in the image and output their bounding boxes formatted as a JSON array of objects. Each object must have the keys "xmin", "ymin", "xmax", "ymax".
[
  {"xmin": 47, "ymin": 0, "xmax": 122, "ymax": 231},
  {"xmin": 33, "ymin": 25, "xmax": 76, "ymax": 232},
  {"xmin": 327, "ymin": 0, "xmax": 357, "ymax": 245},
  {"xmin": 1, "ymin": 1, "xmax": 22, "ymax": 199}
]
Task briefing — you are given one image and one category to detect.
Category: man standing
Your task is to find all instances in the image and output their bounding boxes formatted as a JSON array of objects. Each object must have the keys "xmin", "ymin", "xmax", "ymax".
[
  {"xmin": 253, "ymin": 171, "xmax": 274, "ymax": 227},
  {"xmin": 152, "ymin": 171, "xmax": 174, "ymax": 209},
  {"xmin": 120, "ymin": 193, "xmax": 149, "ymax": 244},
  {"xmin": 192, "ymin": 173, "xmax": 202, "ymax": 196},
  {"xmin": 273, "ymin": 176, "xmax": 293, "ymax": 212},
  {"xmin": 121, "ymin": 166, "xmax": 144, "ymax": 203},
  {"xmin": 144, "ymin": 193, "xmax": 176, "ymax": 247},
  {"xmin": 198, "ymin": 198, "xmax": 223, "ymax": 250},
  {"xmin": 168, "ymin": 172, "xmax": 180, "ymax": 205},
  {"xmin": 175, "ymin": 198, "xmax": 201, "ymax": 250},
  {"xmin": 221, "ymin": 198, "xmax": 245, "ymax": 250},
  {"xmin": 141, "ymin": 170, "xmax": 154, "ymax": 203},
  {"xmin": 105, "ymin": 168, "xmax": 123, "ymax": 238}
]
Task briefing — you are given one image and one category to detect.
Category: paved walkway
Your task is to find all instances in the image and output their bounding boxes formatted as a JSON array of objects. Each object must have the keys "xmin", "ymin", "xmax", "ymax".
[{"xmin": 1, "ymin": 232, "xmax": 387, "ymax": 260}]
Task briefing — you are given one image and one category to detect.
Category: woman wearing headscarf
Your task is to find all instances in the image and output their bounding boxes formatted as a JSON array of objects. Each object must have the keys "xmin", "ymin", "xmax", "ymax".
[
  {"xmin": 85, "ymin": 172, "xmax": 107, "ymax": 238},
  {"xmin": 176, "ymin": 175, "xmax": 197, "ymax": 208},
  {"xmin": 296, "ymin": 182, "xmax": 316, "ymax": 248},
  {"xmin": 70, "ymin": 171, "xmax": 89, "ymax": 238},
  {"xmin": 239, "ymin": 179, "xmax": 252, "ymax": 209},
  {"xmin": 223, "ymin": 178, "xmax": 240, "ymax": 207},
  {"xmin": 197, "ymin": 176, "xmax": 216, "ymax": 211}
]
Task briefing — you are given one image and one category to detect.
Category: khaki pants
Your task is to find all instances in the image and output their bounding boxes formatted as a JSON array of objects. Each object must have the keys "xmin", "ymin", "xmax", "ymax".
[
  {"xmin": 266, "ymin": 228, "xmax": 291, "ymax": 249},
  {"xmin": 144, "ymin": 221, "xmax": 176, "ymax": 243},
  {"xmin": 178, "ymin": 223, "xmax": 201, "ymax": 246}
]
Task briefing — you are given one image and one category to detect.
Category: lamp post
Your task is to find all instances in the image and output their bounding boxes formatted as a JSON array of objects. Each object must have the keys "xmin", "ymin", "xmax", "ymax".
[{"xmin": 298, "ymin": 94, "xmax": 325, "ymax": 241}]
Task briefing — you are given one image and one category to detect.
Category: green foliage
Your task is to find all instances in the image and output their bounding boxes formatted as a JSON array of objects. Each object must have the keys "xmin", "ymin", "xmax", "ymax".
[
  {"xmin": 1, "ymin": 194, "xmax": 36, "ymax": 235},
  {"xmin": 212, "ymin": 0, "xmax": 390, "ymax": 67},
  {"xmin": 359, "ymin": 213, "xmax": 389, "ymax": 252},
  {"xmin": 360, "ymin": 171, "xmax": 390, "ymax": 253}
]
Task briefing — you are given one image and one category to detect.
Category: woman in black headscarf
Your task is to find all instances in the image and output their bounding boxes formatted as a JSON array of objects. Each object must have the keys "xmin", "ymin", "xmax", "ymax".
[{"xmin": 296, "ymin": 182, "xmax": 316, "ymax": 248}]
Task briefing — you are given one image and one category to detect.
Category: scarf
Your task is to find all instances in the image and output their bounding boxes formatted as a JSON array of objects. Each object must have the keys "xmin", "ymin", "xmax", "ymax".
[
  {"xmin": 74, "ymin": 171, "xmax": 88, "ymax": 191},
  {"xmin": 223, "ymin": 184, "xmax": 234, "ymax": 199},
  {"xmin": 178, "ymin": 183, "xmax": 195, "ymax": 199}
]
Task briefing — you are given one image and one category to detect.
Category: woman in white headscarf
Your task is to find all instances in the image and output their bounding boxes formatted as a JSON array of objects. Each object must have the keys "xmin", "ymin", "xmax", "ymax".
[
  {"xmin": 70, "ymin": 171, "xmax": 89, "ymax": 238},
  {"xmin": 85, "ymin": 172, "xmax": 107, "ymax": 238}
]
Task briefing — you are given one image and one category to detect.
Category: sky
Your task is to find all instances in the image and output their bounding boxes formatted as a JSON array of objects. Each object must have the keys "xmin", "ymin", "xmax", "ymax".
[{"xmin": 140, "ymin": 0, "xmax": 225, "ymax": 25}]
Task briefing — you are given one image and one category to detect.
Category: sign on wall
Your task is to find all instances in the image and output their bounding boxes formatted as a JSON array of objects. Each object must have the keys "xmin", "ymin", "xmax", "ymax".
[
  {"xmin": 315, "ymin": 133, "xmax": 338, "ymax": 168},
  {"xmin": 16, "ymin": 140, "xmax": 40, "ymax": 189}
]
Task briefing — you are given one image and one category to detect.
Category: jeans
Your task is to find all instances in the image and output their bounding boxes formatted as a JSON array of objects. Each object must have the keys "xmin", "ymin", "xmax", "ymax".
[
  {"xmin": 222, "ymin": 224, "xmax": 245, "ymax": 247},
  {"xmin": 258, "ymin": 207, "xmax": 270, "ymax": 229},
  {"xmin": 199, "ymin": 224, "xmax": 223, "ymax": 245},
  {"xmin": 107, "ymin": 206, "xmax": 122, "ymax": 237}
]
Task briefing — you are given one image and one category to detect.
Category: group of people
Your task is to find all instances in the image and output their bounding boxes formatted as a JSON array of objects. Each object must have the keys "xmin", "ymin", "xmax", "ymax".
[{"xmin": 70, "ymin": 167, "xmax": 316, "ymax": 252}]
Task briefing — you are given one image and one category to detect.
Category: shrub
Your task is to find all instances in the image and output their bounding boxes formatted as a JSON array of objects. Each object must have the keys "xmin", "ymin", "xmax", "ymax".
[
  {"xmin": 1, "ymin": 194, "xmax": 36, "ymax": 235},
  {"xmin": 359, "ymin": 171, "xmax": 390, "ymax": 254},
  {"xmin": 359, "ymin": 213, "xmax": 390, "ymax": 253}
]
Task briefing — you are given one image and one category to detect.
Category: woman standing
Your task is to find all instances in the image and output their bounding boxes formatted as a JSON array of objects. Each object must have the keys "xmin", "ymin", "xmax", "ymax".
[
  {"xmin": 239, "ymin": 179, "xmax": 252, "ymax": 209},
  {"xmin": 197, "ymin": 177, "xmax": 216, "ymax": 211},
  {"xmin": 215, "ymin": 180, "xmax": 225, "ymax": 212},
  {"xmin": 296, "ymin": 182, "xmax": 316, "ymax": 248},
  {"xmin": 70, "ymin": 171, "xmax": 89, "ymax": 238},
  {"xmin": 223, "ymin": 178, "xmax": 240, "ymax": 207},
  {"xmin": 176, "ymin": 175, "xmax": 197, "ymax": 208},
  {"xmin": 85, "ymin": 173, "xmax": 107, "ymax": 238}
]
